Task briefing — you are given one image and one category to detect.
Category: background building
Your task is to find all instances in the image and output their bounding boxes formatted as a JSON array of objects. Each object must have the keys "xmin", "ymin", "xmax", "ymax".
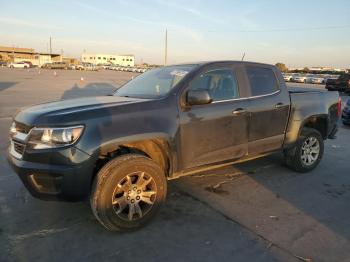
[
  {"xmin": 0, "ymin": 46, "xmax": 61, "ymax": 66},
  {"xmin": 81, "ymin": 53, "xmax": 135, "ymax": 66}
]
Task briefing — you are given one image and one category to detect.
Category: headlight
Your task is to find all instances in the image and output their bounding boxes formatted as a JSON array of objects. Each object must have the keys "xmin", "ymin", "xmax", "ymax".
[
  {"xmin": 10, "ymin": 122, "xmax": 17, "ymax": 135},
  {"xmin": 28, "ymin": 126, "xmax": 84, "ymax": 149}
]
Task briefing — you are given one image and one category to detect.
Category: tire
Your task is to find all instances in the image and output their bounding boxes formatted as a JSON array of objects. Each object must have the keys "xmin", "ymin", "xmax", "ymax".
[
  {"xmin": 90, "ymin": 154, "xmax": 167, "ymax": 231},
  {"xmin": 284, "ymin": 128, "xmax": 324, "ymax": 173}
]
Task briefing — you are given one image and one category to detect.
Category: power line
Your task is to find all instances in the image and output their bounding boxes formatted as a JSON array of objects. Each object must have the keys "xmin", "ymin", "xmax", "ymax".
[
  {"xmin": 167, "ymin": 25, "xmax": 350, "ymax": 34},
  {"xmin": 205, "ymin": 25, "xmax": 350, "ymax": 33}
]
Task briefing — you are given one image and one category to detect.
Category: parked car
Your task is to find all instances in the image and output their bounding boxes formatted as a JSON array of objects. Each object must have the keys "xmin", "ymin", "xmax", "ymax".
[
  {"xmin": 111, "ymin": 65, "xmax": 119, "ymax": 71},
  {"xmin": 101, "ymin": 64, "xmax": 111, "ymax": 70},
  {"xmin": 75, "ymin": 64, "xmax": 84, "ymax": 70},
  {"xmin": 23, "ymin": 61, "xmax": 34, "ymax": 68},
  {"xmin": 305, "ymin": 74, "xmax": 316, "ymax": 83},
  {"xmin": 311, "ymin": 76, "xmax": 326, "ymax": 84},
  {"xmin": 52, "ymin": 62, "xmax": 69, "ymax": 70},
  {"xmin": 283, "ymin": 74, "xmax": 293, "ymax": 82},
  {"xmin": 67, "ymin": 64, "xmax": 77, "ymax": 70},
  {"xmin": 292, "ymin": 75, "xmax": 308, "ymax": 83},
  {"xmin": 326, "ymin": 73, "xmax": 350, "ymax": 94},
  {"xmin": 82, "ymin": 63, "xmax": 98, "ymax": 71},
  {"xmin": 41, "ymin": 63, "xmax": 52, "ymax": 69},
  {"xmin": 0, "ymin": 61, "xmax": 7, "ymax": 67},
  {"xmin": 342, "ymin": 99, "xmax": 350, "ymax": 125},
  {"xmin": 8, "ymin": 61, "xmax": 340, "ymax": 231},
  {"xmin": 43, "ymin": 61, "xmax": 69, "ymax": 70},
  {"xmin": 8, "ymin": 62, "xmax": 30, "ymax": 69}
]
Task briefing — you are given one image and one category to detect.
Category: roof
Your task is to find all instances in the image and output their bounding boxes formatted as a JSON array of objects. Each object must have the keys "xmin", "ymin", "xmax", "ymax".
[
  {"xmin": 170, "ymin": 60, "xmax": 274, "ymax": 67},
  {"xmin": 0, "ymin": 46, "xmax": 35, "ymax": 54}
]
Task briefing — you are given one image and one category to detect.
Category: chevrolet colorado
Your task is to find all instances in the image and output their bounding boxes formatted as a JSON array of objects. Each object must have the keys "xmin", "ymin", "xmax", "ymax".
[{"xmin": 8, "ymin": 61, "xmax": 341, "ymax": 231}]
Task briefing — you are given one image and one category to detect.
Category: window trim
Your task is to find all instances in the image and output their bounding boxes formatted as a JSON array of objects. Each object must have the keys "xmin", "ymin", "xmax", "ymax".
[
  {"xmin": 212, "ymin": 89, "xmax": 280, "ymax": 104},
  {"xmin": 186, "ymin": 67, "xmax": 241, "ymax": 103}
]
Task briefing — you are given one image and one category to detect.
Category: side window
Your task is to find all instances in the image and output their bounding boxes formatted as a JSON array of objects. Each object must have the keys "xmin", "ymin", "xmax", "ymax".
[
  {"xmin": 188, "ymin": 69, "xmax": 239, "ymax": 102},
  {"xmin": 246, "ymin": 66, "xmax": 279, "ymax": 96}
]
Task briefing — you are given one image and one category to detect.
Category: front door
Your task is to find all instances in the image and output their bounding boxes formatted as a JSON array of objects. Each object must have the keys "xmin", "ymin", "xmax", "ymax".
[{"xmin": 178, "ymin": 67, "xmax": 249, "ymax": 170}]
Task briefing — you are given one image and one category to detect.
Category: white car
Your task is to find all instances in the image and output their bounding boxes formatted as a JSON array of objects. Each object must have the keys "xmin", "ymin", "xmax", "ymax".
[
  {"xmin": 311, "ymin": 76, "xmax": 326, "ymax": 84},
  {"xmin": 305, "ymin": 74, "xmax": 316, "ymax": 83},
  {"xmin": 292, "ymin": 75, "xmax": 307, "ymax": 83},
  {"xmin": 8, "ymin": 62, "xmax": 29, "ymax": 69},
  {"xmin": 283, "ymin": 74, "xmax": 293, "ymax": 82}
]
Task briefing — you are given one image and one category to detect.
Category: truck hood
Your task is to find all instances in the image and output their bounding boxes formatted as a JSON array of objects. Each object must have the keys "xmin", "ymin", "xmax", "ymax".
[{"xmin": 14, "ymin": 96, "xmax": 148, "ymax": 126}]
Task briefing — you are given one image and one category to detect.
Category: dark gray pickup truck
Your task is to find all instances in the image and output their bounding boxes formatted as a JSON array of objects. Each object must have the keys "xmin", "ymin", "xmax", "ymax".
[{"xmin": 8, "ymin": 61, "xmax": 341, "ymax": 231}]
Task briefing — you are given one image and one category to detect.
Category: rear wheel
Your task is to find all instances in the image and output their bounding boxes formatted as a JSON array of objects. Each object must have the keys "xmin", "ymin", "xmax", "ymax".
[
  {"xmin": 284, "ymin": 128, "xmax": 324, "ymax": 173},
  {"xmin": 90, "ymin": 154, "xmax": 167, "ymax": 231}
]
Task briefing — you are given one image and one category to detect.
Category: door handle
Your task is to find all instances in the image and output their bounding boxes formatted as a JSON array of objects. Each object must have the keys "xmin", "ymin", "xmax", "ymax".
[
  {"xmin": 275, "ymin": 103, "xmax": 284, "ymax": 109},
  {"xmin": 232, "ymin": 108, "xmax": 247, "ymax": 115}
]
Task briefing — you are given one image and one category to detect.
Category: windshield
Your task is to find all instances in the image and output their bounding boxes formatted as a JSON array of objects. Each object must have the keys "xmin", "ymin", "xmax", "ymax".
[{"xmin": 115, "ymin": 65, "xmax": 196, "ymax": 98}]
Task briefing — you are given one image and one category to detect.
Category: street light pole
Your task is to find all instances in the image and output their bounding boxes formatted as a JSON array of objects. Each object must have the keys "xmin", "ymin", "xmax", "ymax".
[
  {"xmin": 49, "ymin": 36, "xmax": 52, "ymax": 55},
  {"xmin": 164, "ymin": 28, "xmax": 168, "ymax": 66}
]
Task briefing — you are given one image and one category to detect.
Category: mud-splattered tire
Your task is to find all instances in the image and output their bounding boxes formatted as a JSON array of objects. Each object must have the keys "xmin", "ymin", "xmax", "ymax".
[
  {"xmin": 284, "ymin": 128, "xmax": 324, "ymax": 173},
  {"xmin": 90, "ymin": 154, "xmax": 167, "ymax": 231}
]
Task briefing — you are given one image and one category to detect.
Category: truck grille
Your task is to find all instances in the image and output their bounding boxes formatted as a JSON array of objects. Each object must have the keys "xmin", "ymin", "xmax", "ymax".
[{"xmin": 13, "ymin": 141, "xmax": 25, "ymax": 155}]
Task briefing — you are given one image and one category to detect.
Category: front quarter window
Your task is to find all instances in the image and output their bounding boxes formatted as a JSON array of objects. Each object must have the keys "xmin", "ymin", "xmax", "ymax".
[{"xmin": 115, "ymin": 65, "xmax": 195, "ymax": 99}]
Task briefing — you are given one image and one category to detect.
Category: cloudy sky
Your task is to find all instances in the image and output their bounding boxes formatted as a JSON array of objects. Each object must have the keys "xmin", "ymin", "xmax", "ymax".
[{"xmin": 0, "ymin": 0, "xmax": 349, "ymax": 67}]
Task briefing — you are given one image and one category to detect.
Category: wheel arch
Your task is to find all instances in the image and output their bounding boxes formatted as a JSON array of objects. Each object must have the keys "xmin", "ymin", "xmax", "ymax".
[
  {"xmin": 92, "ymin": 135, "xmax": 173, "ymax": 186},
  {"xmin": 299, "ymin": 114, "xmax": 328, "ymax": 139}
]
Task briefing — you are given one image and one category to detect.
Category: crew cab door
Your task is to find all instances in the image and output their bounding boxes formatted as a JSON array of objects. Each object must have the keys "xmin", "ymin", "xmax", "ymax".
[
  {"xmin": 178, "ymin": 65, "xmax": 249, "ymax": 170},
  {"xmin": 244, "ymin": 65, "xmax": 290, "ymax": 155}
]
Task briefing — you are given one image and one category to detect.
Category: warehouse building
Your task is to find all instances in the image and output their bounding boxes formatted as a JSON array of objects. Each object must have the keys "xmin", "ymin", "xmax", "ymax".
[
  {"xmin": 81, "ymin": 53, "xmax": 135, "ymax": 67},
  {"xmin": 0, "ymin": 46, "xmax": 62, "ymax": 66}
]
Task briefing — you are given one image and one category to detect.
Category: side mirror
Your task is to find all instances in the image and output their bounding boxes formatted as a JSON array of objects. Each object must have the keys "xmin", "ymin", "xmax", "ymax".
[{"xmin": 187, "ymin": 90, "xmax": 213, "ymax": 106}]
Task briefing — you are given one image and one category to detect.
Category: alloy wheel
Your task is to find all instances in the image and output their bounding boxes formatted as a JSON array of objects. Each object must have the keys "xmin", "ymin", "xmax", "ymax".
[
  {"xmin": 301, "ymin": 136, "xmax": 320, "ymax": 166},
  {"xmin": 111, "ymin": 171, "xmax": 157, "ymax": 221}
]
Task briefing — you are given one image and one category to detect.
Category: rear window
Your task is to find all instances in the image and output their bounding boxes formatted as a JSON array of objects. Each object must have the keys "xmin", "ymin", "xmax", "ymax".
[{"xmin": 246, "ymin": 66, "xmax": 279, "ymax": 96}]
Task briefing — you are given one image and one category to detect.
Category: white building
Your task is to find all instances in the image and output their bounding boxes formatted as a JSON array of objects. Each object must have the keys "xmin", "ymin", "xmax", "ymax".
[{"xmin": 81, "ymin": 53, "xmax": 135, "ymax": 67}]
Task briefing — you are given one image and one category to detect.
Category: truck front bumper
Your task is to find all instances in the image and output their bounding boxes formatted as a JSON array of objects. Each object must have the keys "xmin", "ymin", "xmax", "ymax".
[{"xmin": 8, "ymin": 146, "xmax": 95, "ymax": 201}]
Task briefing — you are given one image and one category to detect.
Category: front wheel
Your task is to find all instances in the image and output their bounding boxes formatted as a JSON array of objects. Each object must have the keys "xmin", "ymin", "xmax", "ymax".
[
  {"xmin": 90, "ymin": 154, "xmax": 167, "ymax": 231},
  {"xmin": 284, "ymin": 128, "xmax": 324, "ymax": 173}
]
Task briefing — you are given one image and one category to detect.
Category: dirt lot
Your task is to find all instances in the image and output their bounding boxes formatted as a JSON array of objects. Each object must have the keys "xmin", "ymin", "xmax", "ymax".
[{"xmin": 0, "ymin": 68, "xmax": 349, "ymax": 262}]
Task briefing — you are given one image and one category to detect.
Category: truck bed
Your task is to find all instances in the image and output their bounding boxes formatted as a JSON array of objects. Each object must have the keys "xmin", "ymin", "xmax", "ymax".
[{"xmin": 288, "ymin": 86, "xmax": 327, "ymax": 94}]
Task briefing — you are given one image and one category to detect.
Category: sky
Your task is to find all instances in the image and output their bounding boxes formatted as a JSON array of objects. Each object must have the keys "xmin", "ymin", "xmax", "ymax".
[{"xmin": 0, "ymin": 0, "xmax": 349, "ymax": 68}]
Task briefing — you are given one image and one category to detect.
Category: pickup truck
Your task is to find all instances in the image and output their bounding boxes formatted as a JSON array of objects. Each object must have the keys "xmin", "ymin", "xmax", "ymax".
[
  {"xmin": 326, "ymin": 73, "xmax": 350, "ymax": 94},
  {"xmin": 8, "ymin": 61, "xmax": 341, "ymax": 231}
]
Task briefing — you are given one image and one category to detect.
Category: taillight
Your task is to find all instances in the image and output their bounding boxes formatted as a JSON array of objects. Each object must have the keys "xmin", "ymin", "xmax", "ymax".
[
  {"xmin": 337, "ymin": 97, "xmax": 342, "ymax": 117},
  {"xmin": 348, "ymin": 80, "xmax": 350, "ymax": 86}
]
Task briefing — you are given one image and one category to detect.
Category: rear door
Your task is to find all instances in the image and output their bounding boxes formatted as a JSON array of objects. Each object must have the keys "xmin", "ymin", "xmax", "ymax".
[
  {"xmin": 178, "ymin": 64, "xmax": 249, "ymax": 169},
  {"xmin": 244, "ymin": 65, "xmax": 290, "ymax": 155}
]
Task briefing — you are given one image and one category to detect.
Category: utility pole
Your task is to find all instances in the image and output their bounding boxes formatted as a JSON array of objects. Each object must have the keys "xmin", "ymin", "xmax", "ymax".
[
  {"xmin": 49, "ymin": 36, "xmax": 52, "ymax": 55},
  {"xmin": 164, "ymin": 28, "xmax": 168, "ymax": 66}
]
